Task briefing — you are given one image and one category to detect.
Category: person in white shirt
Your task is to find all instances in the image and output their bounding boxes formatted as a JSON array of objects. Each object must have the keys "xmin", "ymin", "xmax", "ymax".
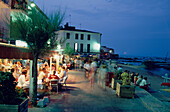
[
  {"xmin": 89, "ymin": 59, "xmax": 97, "ymax": 88},
  {"xmin": 74, "ymin": 58, "xmax": 78, "ymax": 70},
  {"xmin": 17, "ymin": 69, "xmax": 27, "ymax": 88},
  {"xmin": 59, "ymin": 66, "xmax": 68, "ymax": 83},
  {"xmin": 38, "ymin": 68, "xmax": 46, "ymax": 89},
  {"xmin": 84, "ymin": 61, "xmax": 90, "ymax": 78},
  {"xmin": 139, "ymin": 77, "xmax": 150, "ymax": 91},
  {"xmin": 91, "ymin": 60, "xmax": 97, "ymax": 72}
]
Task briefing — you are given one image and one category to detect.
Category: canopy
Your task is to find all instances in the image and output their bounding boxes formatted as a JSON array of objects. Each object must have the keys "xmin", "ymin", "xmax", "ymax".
[{"xmin": 0, "ymin": 42, "xmax": 33, "ymax": 60}]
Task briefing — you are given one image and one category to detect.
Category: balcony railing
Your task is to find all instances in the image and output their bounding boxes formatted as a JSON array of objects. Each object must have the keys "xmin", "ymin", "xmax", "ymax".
[{"xmin": 11, "ymin": 0, "xmax": 28, "ymax": 11}]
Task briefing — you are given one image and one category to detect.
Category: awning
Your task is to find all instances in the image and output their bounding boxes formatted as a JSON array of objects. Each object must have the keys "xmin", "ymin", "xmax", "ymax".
[{"xmin": 0, "ymin": 42, "xmax": 33, "ymax": 60}]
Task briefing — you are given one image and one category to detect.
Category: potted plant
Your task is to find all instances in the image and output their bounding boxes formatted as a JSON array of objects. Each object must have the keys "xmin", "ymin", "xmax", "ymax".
[
  {"xmin": 0, "ymin": 71, "xmax": 28, "ymax": 112},
  {"xmin": 116, "ymin": 72, "xmax": 135, "ymax": 98},
  {"xmin": 111, "ymin": 68, "xmax": 122, "ymax": 90}
]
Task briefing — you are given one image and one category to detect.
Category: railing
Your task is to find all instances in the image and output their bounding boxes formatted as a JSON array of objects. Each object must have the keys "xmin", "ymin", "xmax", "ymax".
[
  {"xmin": 1, "ymin": 0, "xmax": 28, "ymax": 11},
  {"xmin": 11, "ymin": 0, "xmax": 28, "ymax": 11}
]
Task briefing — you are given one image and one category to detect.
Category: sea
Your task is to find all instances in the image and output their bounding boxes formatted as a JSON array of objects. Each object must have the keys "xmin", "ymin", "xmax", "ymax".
[{"xmin": 117, "ymin": 55, "xmax": 170, "ymax": 77}]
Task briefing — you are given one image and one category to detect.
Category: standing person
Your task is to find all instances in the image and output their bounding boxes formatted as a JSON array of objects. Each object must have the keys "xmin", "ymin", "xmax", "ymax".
[
  {"xmin": 79, "ymin": 58, "xmax": 82, "ymax": 70},
  {"xmin": 84, "ymin": 61, "xmax": 90, "ymax": 78},
  {"xmin": 74, "ymin": 58, "xmax": 78, "ymax": 70},
  {"xmin": 100, "ymin": 65, "xmax": 107, "ymax": 89},
  {"xmin": 89, "ymin": 59, "xmax": 97, "ymax": 88},
  {"xmin": 77, "ymin": 58, "xmax": 80, "ymax": 71}
]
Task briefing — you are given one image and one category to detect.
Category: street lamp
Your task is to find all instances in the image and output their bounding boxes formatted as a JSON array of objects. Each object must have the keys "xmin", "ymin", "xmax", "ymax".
[{"xmin": 30, "ymin": 3, "xmax": 35, "ymax": 7}]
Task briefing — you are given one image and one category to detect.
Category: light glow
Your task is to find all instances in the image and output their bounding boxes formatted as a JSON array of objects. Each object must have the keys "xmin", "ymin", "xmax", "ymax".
[
  {"xmin": 54, "ymin": 55, "xmax": 59, "ymax": 59},
  {"xmin": 57, "ymin": 45, "xmax": 61, "ymax": 49},
  {"xmin": 75, "ymin": 43, "xmax": 78, "ymax": 51},
  {"xmin": 30, "ymin": 3, "xmax": 35, "ymax": 7},
  {"xmin": 93, "ymin": 43, "xmax": 100, "ymax": 51},
  {"xmin": 16, "ymin": 40, "xmax": 28, "ymax": 47}
]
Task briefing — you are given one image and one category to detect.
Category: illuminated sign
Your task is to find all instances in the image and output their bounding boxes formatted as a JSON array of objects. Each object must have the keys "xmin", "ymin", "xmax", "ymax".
[{"xmin": 16, "ymin": 40, "xmax": 28, "ymax": 47}]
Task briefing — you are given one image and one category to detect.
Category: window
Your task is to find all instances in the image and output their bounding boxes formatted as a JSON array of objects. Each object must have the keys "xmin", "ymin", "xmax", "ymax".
[
  {"xmin": 74, "ymin": 43, "xmax": 78, "ymax": 52},
  {"xmin": 81, "ymin": 34, "xmax": 84, "ymax": 40},
  {"xmin": 80, "ymin": 43, "xmax": 83, "ymax": 52},
  {"xmin": 75, "ymin": 34, "xmax": 78, "ymax": 39},
  {"xmin": 87, "ymin": 44, "xmax": 90, "ymax": 53},
  {"xmin": 87, "ymin": 35, "xmax": 91, "ymax": 40},
  {"xmin": 66, "ymin": 33, "xmax": 70, "ymax": 39}
]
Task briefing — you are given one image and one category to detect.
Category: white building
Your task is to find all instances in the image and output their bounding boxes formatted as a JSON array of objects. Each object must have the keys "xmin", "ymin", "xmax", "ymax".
[
  {"xmin": 56, "ymin": 23, "xmax": 102, "ymax": 56},
  {"xmin": 0, "ymin": 0, "xmax": 30, "ymax": 44},
  {"xmin": 0, "ymin": 0, "xmax": 47, "ymax": 47}
]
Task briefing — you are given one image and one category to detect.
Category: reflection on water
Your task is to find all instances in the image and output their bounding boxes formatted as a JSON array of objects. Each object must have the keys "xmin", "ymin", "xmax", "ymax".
[{"xmin": 141, "ymin": 68, "xmax": 170, "ymax": 77}]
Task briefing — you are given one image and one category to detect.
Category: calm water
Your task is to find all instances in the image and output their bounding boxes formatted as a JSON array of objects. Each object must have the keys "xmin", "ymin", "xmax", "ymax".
[
  {"xmin": 118, "ymin": 56, "xmax": 170, "ymax": 77},
  {"xmin": 142, "ymin": 68, "xmax": 170, "ymax": 77}
]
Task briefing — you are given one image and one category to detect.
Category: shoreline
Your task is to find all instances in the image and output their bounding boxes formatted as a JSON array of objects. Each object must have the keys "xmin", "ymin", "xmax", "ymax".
[{"xmin": 119, "ymin": 64, "xmax": 167, "ymax": 90}]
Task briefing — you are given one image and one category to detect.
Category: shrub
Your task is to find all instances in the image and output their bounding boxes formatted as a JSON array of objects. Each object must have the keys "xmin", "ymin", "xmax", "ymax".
[{"xmin": 0, "ymin": 71, "xmax": 27, "ymax": 104}]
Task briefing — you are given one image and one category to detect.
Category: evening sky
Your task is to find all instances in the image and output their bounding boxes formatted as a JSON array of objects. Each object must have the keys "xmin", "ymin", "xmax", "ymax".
[{"xmin": 33, "ymin": 0, "xmax": 170, "ymax": 57}]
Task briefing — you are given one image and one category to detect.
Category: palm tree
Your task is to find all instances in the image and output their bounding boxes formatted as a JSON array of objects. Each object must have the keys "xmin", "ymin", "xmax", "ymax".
[{"xmin": 9, "ymin": 6, "xmax": 64, "ymax": 106}]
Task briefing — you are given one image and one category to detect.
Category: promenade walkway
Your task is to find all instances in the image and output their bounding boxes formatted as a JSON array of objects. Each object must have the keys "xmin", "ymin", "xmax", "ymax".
[{"xmin": 29, "ymin": 70, "xmax": 151, "ymax": 112}]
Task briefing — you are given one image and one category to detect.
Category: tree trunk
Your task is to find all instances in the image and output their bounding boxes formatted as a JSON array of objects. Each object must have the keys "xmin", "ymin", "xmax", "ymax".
[{"xmin": 32, "ymin": 53, "xmax": 38, "ymax": 106}]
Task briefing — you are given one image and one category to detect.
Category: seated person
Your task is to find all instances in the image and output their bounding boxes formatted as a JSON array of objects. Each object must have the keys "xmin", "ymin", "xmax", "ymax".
[
  {"xmin": 48, "ymin": 71, "xmax": 60, "ymax": 90},
  {"xmin": 11, "ymin": 68, "xmax": 18, "ymax": 80},
  {"xmin": 134, "ymin": 73, "xmax": 139, "ymax": 81},
  {"xmin": 59, "ymin": 66, "xmax": 67, "ymax": 82},
  {"xmin": 136, "ymin": 75, "xmax": 143, "ymax": 86},
  {"xmin": 48, "ymin": 71, "xmax": 60, "ymax": 80},
  {"xmin": 17, "ymin": 69, "xmax": 27, "ymax": 88},
  {"xmin": 130, "ymin": 72, "xmax": 135, "ymax": 83},
  {"xmin": 37, "ymin": 68, "xmax": 46, "ymax": 89},
  {"xmin": 139, "ymin": 77, "xmax": 150, "ymax": 91},
  {"xmin": 121, "ymin": 70, "xmax": 129, "ymax": 80}
]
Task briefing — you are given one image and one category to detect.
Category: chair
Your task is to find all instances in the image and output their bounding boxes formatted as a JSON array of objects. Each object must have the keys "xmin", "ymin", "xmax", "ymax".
[
  {"xmin": 49, "ymin": 79, "xmax": 59, "ymax": 93},
  {"xmin": 60, "ymin": 76, "xmax": 68, "ymax": 90}
]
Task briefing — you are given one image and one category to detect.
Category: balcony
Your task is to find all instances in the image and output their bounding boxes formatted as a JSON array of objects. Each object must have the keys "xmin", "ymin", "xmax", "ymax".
[
  {"xmin": 11, "ymin": 0, "xmax": 28, "ymax": 10},
  {"xmin": 10, "ymin": 0, "xmax": 29, "ymax": 16}
]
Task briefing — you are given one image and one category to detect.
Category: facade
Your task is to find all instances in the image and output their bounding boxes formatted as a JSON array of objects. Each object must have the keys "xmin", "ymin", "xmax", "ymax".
[
  {"xmin": 0, "ymin": 0, "xmax": 30, "ymax": 43},
  {"xmin": 100, "ymin": 46, "xmax": 119, "ymax": 59},
  {"xmin": 0, "ymin": 0, "xmax": 11, "ymax": 43},
  {"xmin": 56, "ymin": 23, "xmax": 102, "ymax": 56},
  {"xmin": 0, "ymin": 0, "xmax": 47, "ymax": 47}
]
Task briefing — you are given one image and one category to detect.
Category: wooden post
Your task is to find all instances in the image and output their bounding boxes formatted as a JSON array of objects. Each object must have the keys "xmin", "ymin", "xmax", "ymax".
[
  {"xmin": 50, "ymin": 57, "xmax": 52, "ymax": 73},
  {"xmin": 56, "ymin": 55, "xmax": 59, "ymax": 71}
]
